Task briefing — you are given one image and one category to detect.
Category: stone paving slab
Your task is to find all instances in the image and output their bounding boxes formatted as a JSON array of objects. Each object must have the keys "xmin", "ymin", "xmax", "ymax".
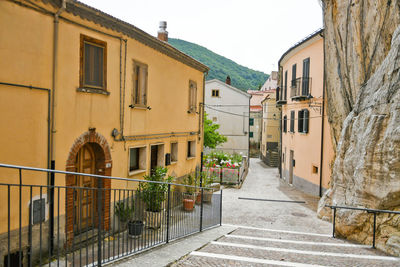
[{"xmin": 109, "ymin": 225, "xmax": 236, "ymax": 267}]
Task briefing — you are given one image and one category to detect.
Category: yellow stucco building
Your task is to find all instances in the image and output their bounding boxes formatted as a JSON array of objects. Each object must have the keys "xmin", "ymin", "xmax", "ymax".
[
  {"xmin": 0, "ymin": 0, "xmax": 208, "ymax": 263},
  {"xmin": 277, "ymin": 29, "xmax": 334, "ymax": 197},
  {"xmin": 260, "ymin": 91, "xmax": 280, "ymax": 167}
]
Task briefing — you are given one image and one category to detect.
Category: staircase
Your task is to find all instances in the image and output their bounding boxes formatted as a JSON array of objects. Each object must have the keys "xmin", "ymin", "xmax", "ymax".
[{"xmin": 173, "ymin": 225, "xmax": 399, "ymax": 266}]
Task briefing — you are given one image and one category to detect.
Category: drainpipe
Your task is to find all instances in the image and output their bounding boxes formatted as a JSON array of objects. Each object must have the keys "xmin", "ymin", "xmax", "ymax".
[
  {"xmin": 49, "ymin": 0, "xmax": 66, "ymax": 256},
  {"xmin": 319, "ymin": 31, "xmax": 326, "ymax": 197},
  {"xmin": 200, "ymin": 72, "xmax": 207, "ymax": 187},
  {"xmin": 248, "ymin": 96, "xmax": 251, "ymax": 167}
]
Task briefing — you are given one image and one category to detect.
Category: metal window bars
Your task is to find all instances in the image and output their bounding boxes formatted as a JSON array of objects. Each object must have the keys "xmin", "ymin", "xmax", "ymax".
[{"xmin": 0, "ymin": 163, "xmax": 222, "ymax": 267}]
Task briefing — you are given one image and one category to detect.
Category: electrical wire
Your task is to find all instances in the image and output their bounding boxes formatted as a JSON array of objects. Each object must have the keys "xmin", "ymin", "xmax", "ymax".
[{"xmin": 205, "ymin": 105, "xmax": 323, "ymax": 120}]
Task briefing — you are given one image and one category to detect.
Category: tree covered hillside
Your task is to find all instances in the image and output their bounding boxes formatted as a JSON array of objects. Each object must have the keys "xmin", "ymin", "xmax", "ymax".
[{"xmin": 169, "ymin": 38, "xmax": 268, "ymax": 91}]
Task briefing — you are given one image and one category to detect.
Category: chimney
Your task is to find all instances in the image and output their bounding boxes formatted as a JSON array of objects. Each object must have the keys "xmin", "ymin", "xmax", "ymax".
[
  {"xmin": 157, "ymin": 21, "xmax": 168, "ymax": 42},
  {"xmin": 225, "ymin": 75, "xmax": 231, "ymax": 85}
]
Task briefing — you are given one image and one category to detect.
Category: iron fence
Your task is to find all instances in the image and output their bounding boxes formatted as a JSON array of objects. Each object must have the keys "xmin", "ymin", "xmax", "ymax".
[{"xmin": 0, "ymin": 163, "xmax": 222, "ymax": 267}]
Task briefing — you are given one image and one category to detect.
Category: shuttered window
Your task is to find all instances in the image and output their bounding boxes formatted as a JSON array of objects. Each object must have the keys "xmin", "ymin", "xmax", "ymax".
[
  {"xmin": 284, "ymin": 70, "xmax": 288, "ymax": 100},
  {"xmin": 188, "ymin": 80, "xmax": 197, "ymax": 113},
  {"xmin": 80, "ymin": 35, "xmax": 107, "ymax": 90},
  {"xmin": 283, "ymin": 115, "xmax": 287, "ymax": 133},
  {"xmin": 291, "ymin": 64, "xmax": 297, "ymax": 87},
  {"xmin": 298, "ymin": 110, "xmax": 304, "ymax": 132},
  {"xmin": 132, "ymin": 60, "xmax": 148, "ymax": 106},
  {"xmin": 297, "ymin": 109, "xmax": 309, "ymax": 134},
  {"xmin": 290, "ymin": 111, "xmax": 295, "ymax": 133}
]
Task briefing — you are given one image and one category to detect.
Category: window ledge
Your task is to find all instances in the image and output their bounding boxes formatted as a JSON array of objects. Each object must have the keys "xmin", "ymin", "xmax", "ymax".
[
  {"xmin": 170, "ymin": 161, "xmax": 178, "ymax": 165},
  {"xmin": 186, "ymin": 156, "xmax": 196, "ymax": 160},
  {"xmin": 128, "ymin": 169, "xmax": 146, "ymax": 176},
  {"xmin": 77, "ymin": 87, "xmax": 110, "ymax": 96}
]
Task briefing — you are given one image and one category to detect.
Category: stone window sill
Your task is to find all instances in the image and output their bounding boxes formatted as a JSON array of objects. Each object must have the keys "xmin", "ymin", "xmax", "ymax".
[
  {"xmin": 128, "ymin": 169, "xmax": 146, "ymax": 176},
  {"xmin": 77, "ymin": 87, "xmax": 110, "ymax": 96},
  {"xmin": 186, "ymin": 156, "xmax": 196, "ymax": 160}
]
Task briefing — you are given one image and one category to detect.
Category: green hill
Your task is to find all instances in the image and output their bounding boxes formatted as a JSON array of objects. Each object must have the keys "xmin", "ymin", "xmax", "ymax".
[{"xmin": 169, "ymin": 38, "xmax": 268, "ymax": 91}]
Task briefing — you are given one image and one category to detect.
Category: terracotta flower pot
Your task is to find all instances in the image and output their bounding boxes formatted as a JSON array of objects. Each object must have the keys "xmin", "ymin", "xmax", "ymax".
[{"xmin": 183, "ymin": 198, "xmax": 195, "ymax": 211}]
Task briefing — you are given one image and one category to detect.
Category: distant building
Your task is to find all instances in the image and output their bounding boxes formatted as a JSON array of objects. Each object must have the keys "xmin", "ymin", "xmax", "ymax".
[
  {"xmin": 247, "ymin": 90, "xmax": 271, "ymax": 157},
  {"xmin": 205, "ymin": 78, "xmax": 251, "ymax": 157},
  {"xmin": 260, "ymin": 78, "xmax": 279, "ymax": 167},
  {"xmin": 276, "ymin": 29, "xmax": 334, "ymax": 196},
  {"xmin": 260, "ymin": 71, "xmax": 278, "ymax": 91}
]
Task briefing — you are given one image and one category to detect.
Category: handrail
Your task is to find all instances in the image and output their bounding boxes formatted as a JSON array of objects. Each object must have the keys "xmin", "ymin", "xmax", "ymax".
[
  {"xmin": 325, "ymin": 204, "xmax": 400, "ymax": 248},
  {"xmin": 0, "ymin": 163, "xmax": 211, "ymax": 190}
]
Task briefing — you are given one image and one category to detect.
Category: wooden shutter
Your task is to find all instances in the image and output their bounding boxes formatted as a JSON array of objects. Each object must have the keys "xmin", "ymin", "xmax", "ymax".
[
  {"xmin": 302, "ymin": 58, "xmax": 310, "ymax": 95},
  {"xmin": 303, "ymin": 109, "xmax": 309, "ymax": 133},
  {"xmin": 284, "ymin": 71, "xmax": 288, "ymax": 100},
  {"xmin": 298, "ymin": 110, "xmax": 304, "ymax": 132},
  {"xmin": 283, "ymin": 115, "xmax": 287, "ymax": 133},
  {"xmin": 290, "ymin": 111, "xmax": 295, "ymax": 132},
  {"xmin": 291, "ymin": 64, "xmax": 297, "ymax": 87}
]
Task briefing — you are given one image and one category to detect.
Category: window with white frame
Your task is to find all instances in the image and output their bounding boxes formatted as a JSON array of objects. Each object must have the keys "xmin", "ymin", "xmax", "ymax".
[
  {"xmin": 171, "ymin": 142, "xmax": 178, "ymax": 162},
  {"xmin": 129, "ymin": 146, "xmax": 146, "ymax": 174}
]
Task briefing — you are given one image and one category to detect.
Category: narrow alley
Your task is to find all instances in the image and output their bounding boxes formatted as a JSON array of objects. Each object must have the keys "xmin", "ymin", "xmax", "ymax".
[{"xmin": 168, "ymin": 159, "xmax": 399, "ymax": 266}]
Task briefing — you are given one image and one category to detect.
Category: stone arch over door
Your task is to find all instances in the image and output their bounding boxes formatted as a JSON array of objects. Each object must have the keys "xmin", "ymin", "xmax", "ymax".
[{"xmin": 65, "ymin": 129, "xmax": 112, "ymax": 246}]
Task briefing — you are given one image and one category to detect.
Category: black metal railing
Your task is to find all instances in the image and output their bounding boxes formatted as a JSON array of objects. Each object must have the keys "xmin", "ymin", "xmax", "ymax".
[
  {"xmin": 326, "ymin": 205, "xmax": 400, "ymax": 248},
  {"xmin": 0, "ymin": 163, "xmax": 222, "ymax": 267},
  {"xmin": 290, "ymin": 77, "xmax": 312, "ymax": 100}
]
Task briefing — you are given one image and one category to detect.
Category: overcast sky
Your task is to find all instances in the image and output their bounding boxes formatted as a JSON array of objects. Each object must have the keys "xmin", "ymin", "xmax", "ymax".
[{"xmin": 80, "ymin": 0, "xmax": 323, "ymax": 74}]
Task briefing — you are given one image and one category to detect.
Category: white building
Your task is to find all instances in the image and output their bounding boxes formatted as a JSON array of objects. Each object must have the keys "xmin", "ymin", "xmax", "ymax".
[{"xmin": 204, "ymin": 79, "xmax": 251, "ymax": 157}]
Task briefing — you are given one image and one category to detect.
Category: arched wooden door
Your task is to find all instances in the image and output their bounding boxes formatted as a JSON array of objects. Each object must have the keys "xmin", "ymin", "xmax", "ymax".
[{"xmin": 74, "ymin": 143, "xmax": 97, "ymax": 233}]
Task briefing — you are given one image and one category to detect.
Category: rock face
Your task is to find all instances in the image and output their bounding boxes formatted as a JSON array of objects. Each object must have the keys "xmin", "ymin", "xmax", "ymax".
[{"xmin": 319, "ymin": 0, "xmax": 400, "ymax": 256}]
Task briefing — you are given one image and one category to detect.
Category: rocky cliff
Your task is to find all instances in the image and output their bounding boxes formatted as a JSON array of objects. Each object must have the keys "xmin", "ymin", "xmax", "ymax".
[{"xmin": 318, "ymin": 0, "xmax": 400, "ymax": 256}]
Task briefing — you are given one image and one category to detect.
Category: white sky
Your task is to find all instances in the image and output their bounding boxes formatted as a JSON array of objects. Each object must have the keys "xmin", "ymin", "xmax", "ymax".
[{"xmin": 79, "ymin": 0, "xmax": 323, "ymax": 74}]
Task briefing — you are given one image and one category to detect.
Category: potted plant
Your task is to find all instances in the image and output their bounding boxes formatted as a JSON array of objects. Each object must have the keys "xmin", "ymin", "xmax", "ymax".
[
  {"xmin": 182, "ymin": 174, "xmax": 195, "ymax": 211},
  {"xmin": 196, "ymin": 172, "xmax": 213, "ymax": 204},
  {"xmin": 139, "ymin": 167, "xmax": 173, "ymax": 229},
  {"xmin": 114, "ymin": 201, "xmax": 133, "ymax": 231},
  {"xmin": 128, "ymin": 219, "xmax": 144, "ymax": 238}
]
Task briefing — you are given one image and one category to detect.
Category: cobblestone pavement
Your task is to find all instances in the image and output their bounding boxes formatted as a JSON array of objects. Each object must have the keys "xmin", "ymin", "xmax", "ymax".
[{"xmin": 171, "ymin": 159, "xmax": 400, "ymax": 266}]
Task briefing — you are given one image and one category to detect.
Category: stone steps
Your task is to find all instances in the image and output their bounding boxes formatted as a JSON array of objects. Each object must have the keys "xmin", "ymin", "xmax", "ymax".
[{"xmin": 172, "ymin": 225, "xmax": 400, "ymax": 267}]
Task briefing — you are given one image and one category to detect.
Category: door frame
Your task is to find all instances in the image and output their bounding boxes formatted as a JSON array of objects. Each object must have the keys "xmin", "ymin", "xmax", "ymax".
[
  {"xmin": 65, "ymin": 129, "xmax": 112, "ymax": 247},
  {"xmin": 289, "ymin": 150, "xmax": 294, "ymax": 185}
]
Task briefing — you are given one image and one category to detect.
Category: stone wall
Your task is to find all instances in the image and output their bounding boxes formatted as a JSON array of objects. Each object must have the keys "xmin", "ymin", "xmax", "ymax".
[{"xmin": 319, "ymin": 0, "xmax": 400, "ymax": 256}]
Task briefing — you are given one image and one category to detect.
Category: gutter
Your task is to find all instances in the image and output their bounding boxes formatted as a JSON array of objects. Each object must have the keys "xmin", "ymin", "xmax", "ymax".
[{"xmin": 319, "ymin": 31, "xmax": 326, "ymax": 197}]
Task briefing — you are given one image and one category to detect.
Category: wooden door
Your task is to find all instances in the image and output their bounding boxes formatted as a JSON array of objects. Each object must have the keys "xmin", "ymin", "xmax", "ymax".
[
  {"xmin": 150, "ymin": 145, "xmax": 158, "ymax": 175},
  {"xmin": 289, "ymin": 150, "xmax": 294, "ymax": 185},
  {"xmin": 74, "ymin": 144, "xmax": 96, "ymax": 233}
]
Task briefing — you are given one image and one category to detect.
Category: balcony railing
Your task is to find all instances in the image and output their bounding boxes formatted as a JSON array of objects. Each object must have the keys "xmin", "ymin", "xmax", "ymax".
[
  {"xmin": 0, "ymin": 163, "xmax": 221, "ymax": 267},
  {"xmin": 276, "ymin": 86, "xmax": 287, "ymax": 105},
  {"xmin": 290, "ymin": 77, "xmax": 312, "ymax": 100}
]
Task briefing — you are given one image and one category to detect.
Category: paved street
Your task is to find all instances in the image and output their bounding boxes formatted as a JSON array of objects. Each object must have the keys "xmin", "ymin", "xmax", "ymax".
[
  {"xmin": 114, "ymin": 159, "xmax": 399, "ymax": 266},
  {"xmin": 171, "ymin": 159, "xmax": 400, "ymax": 266}
]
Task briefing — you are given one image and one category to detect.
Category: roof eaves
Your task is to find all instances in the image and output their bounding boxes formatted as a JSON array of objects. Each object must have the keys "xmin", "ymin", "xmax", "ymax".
[
  {"xmin": 61, "ymin": 0, "xmax": 209, "ymax": 73},
  {"xmin": 278, "ymin": 28, "xmax": 324, "ymax": 68}
]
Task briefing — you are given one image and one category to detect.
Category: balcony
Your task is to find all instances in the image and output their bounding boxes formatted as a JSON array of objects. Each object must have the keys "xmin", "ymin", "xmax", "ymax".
[
  {"xmin": 276, "ymin": 86, "xmax": 287, "ymax": 106},
  {"xmin": 290, "ymin": 77, "xmax": 312, "ymax": 100}
]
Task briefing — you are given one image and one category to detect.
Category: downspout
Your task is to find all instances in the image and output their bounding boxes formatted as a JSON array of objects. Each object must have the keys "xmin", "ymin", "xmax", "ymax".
[
  {"xmin": 200, "ymin": 72, "xmax": 207, "ymax": 187},
  {"xmin": 248, "ymin": 96, "xmax": 251, "ymax": 166},
  {"xmin": 319, "ymin": 31, "xmax": 326, "ymax": 197},
  {"xmin": 50, "ymin": 0, "xmax": 66, "ymax": 256}
]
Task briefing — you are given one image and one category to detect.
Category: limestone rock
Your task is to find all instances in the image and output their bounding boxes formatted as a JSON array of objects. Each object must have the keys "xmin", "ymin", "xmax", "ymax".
[
  {"xmin": 319, "ymin": 24, "xmax": 400, "ymax": 256},
  {"xmin": 322, "ymin": 0, "xmax": 400, "ymax": 147}
]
